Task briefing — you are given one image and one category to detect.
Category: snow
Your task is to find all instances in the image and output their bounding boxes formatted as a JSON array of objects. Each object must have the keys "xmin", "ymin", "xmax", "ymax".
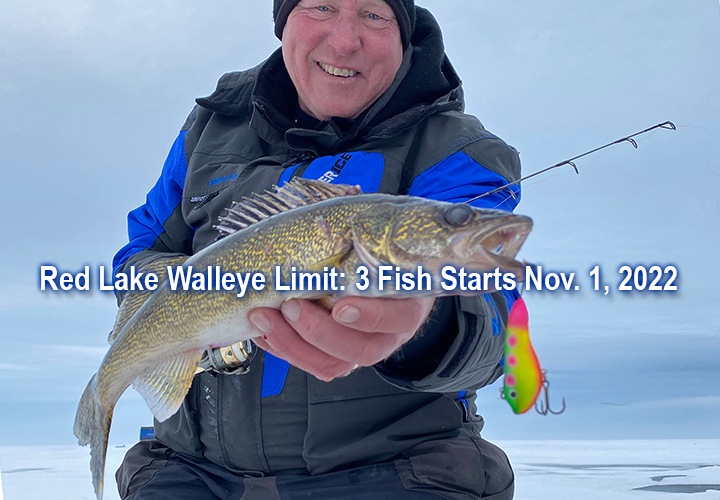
[
  {"xmin": 0, "ymin": 445, "xmax": 126, "ymax": 500},
  {"xmin": 1, "ymin": 440, "xmax": 719, "ymax": 499},
  {"xmin": 499, "ymin": 440, "xmax": 720, "ymax": 499}
]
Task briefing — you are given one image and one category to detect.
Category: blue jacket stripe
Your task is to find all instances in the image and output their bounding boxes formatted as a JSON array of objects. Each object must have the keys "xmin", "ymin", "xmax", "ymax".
[
  {"xmin": 279, "ymin": 152, "xmax": 385, "ymax": 194},
  {"xmin": 407, "ymin": 151, "xmax": 520, "ymax": 212},
  {"xmin": 261, "ymin": 353, "xmax": 291, "ymax": 398},
  {"xmin": 504, "ymin": 289, "xmax": 519, "ymax": 318},
  {"xmin": 112, "ymin": 131, "xmax": 189, "ymax": 274},
  {"xmin": 455, "ymin": 390, "xmax": 469, "ymax": 419},
  {"xmin": 484, "ymin": 295, "xmax": 500, "ymax": 337},
  {"xmin": 278, "ymin": 165, "xmax": 299, "ymax": 186}
]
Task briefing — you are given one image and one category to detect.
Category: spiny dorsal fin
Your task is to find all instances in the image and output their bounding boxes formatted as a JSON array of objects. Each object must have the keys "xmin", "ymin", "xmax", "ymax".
[
  {"xmin": 214, "ymin": 178, "xmax": 363, "ymax": 240},
  {"xmin": 108, "ymin": 255, "xmax": 190, "ymax": 344}
]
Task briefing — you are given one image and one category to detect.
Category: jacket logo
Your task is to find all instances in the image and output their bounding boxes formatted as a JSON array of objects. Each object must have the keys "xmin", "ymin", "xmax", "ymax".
[
  {"xmin": 318, "ymin": 153, "xmax": 352, "ymax": 183},
  {"xmin": 191, "ymin": 191, "xmax": 220, "ymax": 210},
  {"xmin": 209, "ymin": 173, "xmax": 239, "ymax": 187}
]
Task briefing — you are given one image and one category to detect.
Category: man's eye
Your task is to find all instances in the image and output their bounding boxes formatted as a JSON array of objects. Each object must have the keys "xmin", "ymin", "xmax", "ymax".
[
  {"xmin": 317, "ymin": 5, "xmax": 329, "ymax": 12},
  {"xmin": 367, "ymin": 13, "xmax": 382, "ymax": 20}
]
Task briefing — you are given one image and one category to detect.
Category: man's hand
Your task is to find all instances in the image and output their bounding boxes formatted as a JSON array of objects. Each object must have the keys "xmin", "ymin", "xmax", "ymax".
[{"xmin": 249, "ymin": 297, "xmax": 435, "ymax": 382}]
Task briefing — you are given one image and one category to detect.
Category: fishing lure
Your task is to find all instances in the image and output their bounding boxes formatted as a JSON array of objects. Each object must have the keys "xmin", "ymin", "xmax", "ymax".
[
  {"xmin": 502, "ymin": 296, "xmax": 543, "ymax": 414},
  {"xmin": 502, "ymin": 296, "xmax": 566, "ymax": 415}
]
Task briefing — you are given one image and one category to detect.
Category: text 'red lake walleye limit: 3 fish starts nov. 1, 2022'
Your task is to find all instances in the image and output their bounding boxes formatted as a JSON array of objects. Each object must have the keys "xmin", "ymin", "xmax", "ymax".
[{"xmin": 38, "ymin": 264, "xmax": 680, "ymax": 296}]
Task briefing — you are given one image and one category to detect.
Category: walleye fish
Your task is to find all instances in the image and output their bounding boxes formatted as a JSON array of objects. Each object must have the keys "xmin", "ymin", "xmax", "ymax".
[{"xmin": 74, "ymin": 179, "xmax": 533, "ymax": 499}]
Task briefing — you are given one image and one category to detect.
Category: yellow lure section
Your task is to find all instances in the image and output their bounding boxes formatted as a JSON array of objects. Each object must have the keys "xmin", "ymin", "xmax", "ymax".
[{"xmin": 503, "ymin": 296, "xmax": 543, "ymax": 414}]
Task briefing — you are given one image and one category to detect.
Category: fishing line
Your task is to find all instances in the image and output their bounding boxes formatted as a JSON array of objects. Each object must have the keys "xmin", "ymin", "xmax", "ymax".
[{"xmin": 477, "ymin": 169, "xmax": 569, "ymax": 211}]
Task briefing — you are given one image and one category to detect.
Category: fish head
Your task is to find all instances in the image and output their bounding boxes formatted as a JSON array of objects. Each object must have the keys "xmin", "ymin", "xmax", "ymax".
[{"xmin": 352, "ymin": 199, "xmax": 533, "ymax": 283}]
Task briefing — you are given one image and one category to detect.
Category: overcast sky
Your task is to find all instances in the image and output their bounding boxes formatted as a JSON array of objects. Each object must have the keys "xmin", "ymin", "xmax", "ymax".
[{"xmin": 0, "ymin": 0, "xmax": 719, "ymax": 447}]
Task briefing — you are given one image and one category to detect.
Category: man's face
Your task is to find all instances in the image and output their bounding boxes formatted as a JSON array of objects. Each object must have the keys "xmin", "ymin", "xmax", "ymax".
[{"xmin": 282, "ymin": 0, "xmax": 404, "ymax": 121}]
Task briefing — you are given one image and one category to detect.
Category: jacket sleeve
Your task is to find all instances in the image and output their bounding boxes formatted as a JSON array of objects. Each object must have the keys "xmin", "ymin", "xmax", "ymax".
[
  {"xmin": 112, "ymin": 129, "xmax": 195, "ymax": 304},
  {"xmin": 374, "ymin": 138, "xmax": 522, "ymax": 392}
]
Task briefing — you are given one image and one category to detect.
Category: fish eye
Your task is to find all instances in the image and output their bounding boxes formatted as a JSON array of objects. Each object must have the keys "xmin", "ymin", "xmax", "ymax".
[
  {"xmin": 509, "ymin": 390, "xmax": 518, "ymax": 399},
  {"xmin": 443, "ymin": 203, "xmax": 474, "ymax": 227}
]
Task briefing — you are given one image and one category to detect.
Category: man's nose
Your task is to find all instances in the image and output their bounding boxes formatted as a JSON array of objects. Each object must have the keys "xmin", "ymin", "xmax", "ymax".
[{"xmin": 325, "ymin": 14, "xmax": 362, "ymax": 55}]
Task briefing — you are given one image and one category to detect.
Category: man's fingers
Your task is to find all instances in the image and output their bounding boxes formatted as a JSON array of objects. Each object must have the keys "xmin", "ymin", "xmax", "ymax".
[
  {"xmin": 331, "ymin": 296, "xmax": 435, "ymax": 334},
  {"xmin": 279, "ymin": 299, "xmax": 417, "ymax": 367},
  {"xmin": 248, "ymin": 308, "xmax": 354, "ymax": 381},
  {"xmin": 247, "ymin": 297, "xmax": 434, "ymax": 376}
]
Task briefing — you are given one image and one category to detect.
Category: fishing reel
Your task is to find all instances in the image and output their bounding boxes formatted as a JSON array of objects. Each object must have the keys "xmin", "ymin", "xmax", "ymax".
[{"xmin": 195, "ymin": 340, "xmax": 256, "ymax": 375}]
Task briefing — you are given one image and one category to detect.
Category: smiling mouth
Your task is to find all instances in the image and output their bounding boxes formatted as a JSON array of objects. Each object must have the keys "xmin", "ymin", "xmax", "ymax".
[{"xmin": 318, "ymin": 62, "xmax": 358, "ymax": 77}]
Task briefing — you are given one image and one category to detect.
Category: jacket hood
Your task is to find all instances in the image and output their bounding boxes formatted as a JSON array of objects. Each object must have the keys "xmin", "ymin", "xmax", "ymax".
[{"xmin": 196, "ymin": 7, "xmax": 463, "ymax": 154}]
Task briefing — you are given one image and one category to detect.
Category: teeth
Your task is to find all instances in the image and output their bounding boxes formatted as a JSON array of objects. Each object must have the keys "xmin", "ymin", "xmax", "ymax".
[{"xmin": 319, "ymin": 62, "xmax": 357, "ymax": 77}]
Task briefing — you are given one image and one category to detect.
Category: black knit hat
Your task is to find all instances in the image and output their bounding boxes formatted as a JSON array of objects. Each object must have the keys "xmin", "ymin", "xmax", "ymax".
[{"xmin": 273, "ymin": 0, "xmax": 416, "ymax": 50}]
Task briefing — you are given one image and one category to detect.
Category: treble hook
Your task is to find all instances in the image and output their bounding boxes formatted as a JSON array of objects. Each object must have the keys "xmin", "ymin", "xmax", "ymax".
[{"xmin": 535, "ymin": 369, "xmax": 566, "ymax": 415}]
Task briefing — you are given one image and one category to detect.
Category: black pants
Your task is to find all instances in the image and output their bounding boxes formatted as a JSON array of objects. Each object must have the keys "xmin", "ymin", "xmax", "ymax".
[{"xmin": 117, "ymin": 438, "xmax": 514, "ymax": 500}]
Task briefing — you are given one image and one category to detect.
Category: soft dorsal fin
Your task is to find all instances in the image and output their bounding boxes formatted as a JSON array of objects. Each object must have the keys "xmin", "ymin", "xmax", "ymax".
[
  {"xmin": 214, "ymin": 178, "xmax": 362, "ymax": 240},
  {"xmin": 108, "ymin": 255, "xmax": 190, "ymax": 344}
]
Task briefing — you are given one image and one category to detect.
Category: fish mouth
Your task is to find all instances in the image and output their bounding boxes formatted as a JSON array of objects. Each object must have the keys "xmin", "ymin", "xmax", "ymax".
[
  {"xmin": 451, "ymin": 214, "xmax": 533, "ymax": 277},
  {"xmin": 470, "ymin": 215, "xmax": 533, "ymax": 260}
]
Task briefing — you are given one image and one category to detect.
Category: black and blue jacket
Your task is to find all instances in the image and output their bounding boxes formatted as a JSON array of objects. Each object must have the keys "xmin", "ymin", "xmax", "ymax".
[{"xmin": 113, "ymin": 7, "xmax": 522, "ymax": 480}]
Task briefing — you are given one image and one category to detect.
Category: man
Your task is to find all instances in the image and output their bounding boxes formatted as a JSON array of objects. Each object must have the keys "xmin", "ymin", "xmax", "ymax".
[{"xmin": 113, "ymin": 0, "xmax": 521, "ymax": 498}]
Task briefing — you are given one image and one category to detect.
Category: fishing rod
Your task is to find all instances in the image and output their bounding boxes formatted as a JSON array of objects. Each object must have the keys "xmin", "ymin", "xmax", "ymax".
[
  {"xmin": 465, "ymin": 120, "xmax": 677, "ymax": 204},
  {"xmin": 485, "ymin": 120, "xmax": 676, "ymax": 416}
]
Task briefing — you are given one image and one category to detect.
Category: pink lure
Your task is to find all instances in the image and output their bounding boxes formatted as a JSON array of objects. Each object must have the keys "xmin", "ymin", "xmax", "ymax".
[{"xmin": 503, "ymin": 297, "xmax": 543, "ymax": 414}]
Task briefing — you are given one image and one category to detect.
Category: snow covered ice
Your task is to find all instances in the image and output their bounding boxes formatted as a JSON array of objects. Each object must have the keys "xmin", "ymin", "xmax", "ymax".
[
  {"xmin": 500, "ymin": 440, "xmax": 720, "ymax": 499},
  {"xmin": 1, "ymin": 440, "xmax": 719, "ymax": 499},
  {"xmin": 0, "ymin": 445, "xmax": 127, "ymax": 500}
]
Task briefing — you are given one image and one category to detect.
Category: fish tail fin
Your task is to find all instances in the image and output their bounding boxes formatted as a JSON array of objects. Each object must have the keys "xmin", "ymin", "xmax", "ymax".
[{"xmin": 74, "ymin": 374, "xmax": 111, "ymax": 500}]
